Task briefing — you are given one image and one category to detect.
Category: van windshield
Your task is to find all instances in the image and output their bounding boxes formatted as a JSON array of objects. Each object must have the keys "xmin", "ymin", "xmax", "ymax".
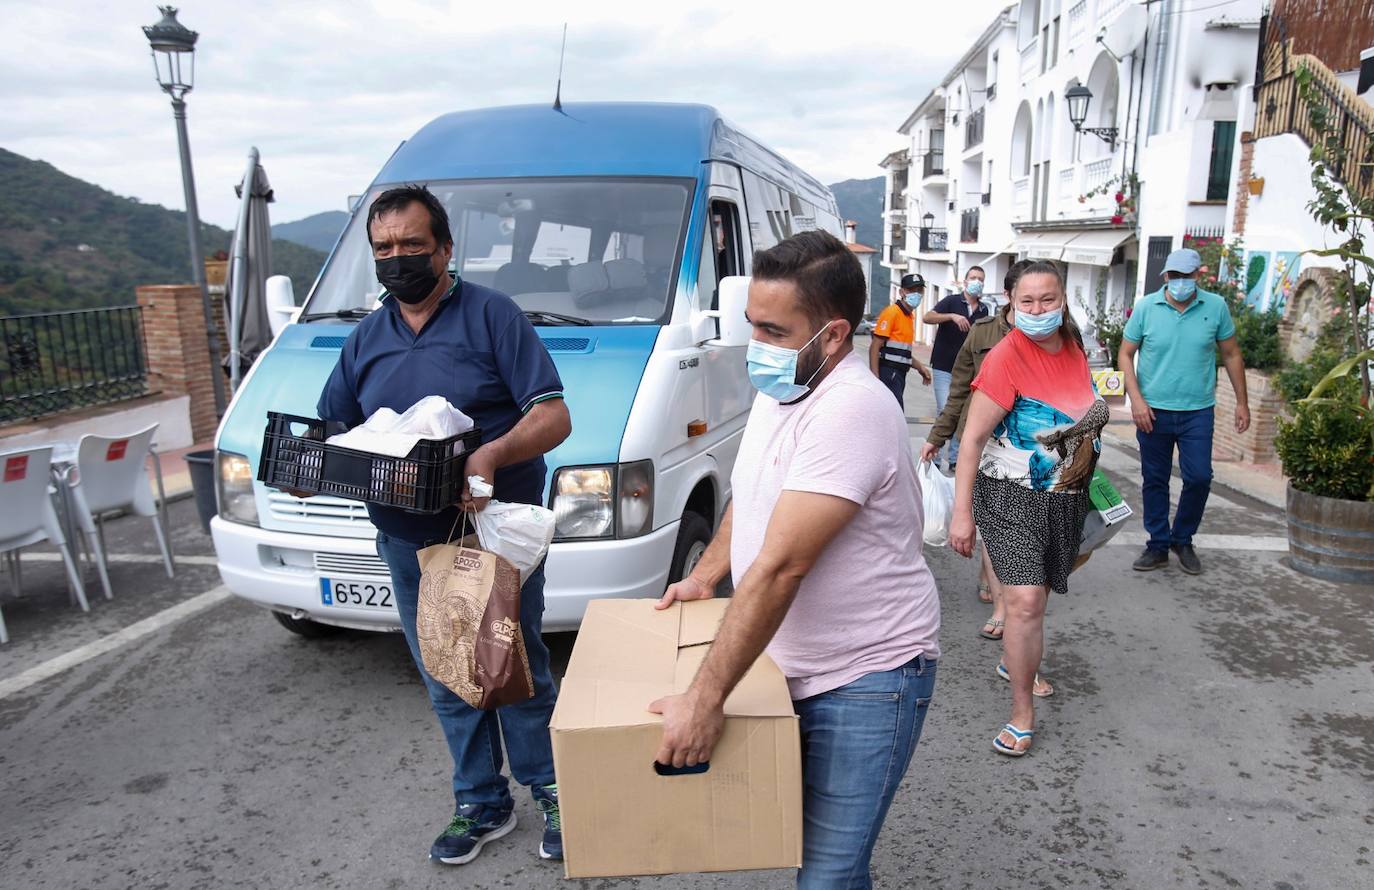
[{"xmin": 302, "ymin": 177, "xmax": 693, "ymax": 325}]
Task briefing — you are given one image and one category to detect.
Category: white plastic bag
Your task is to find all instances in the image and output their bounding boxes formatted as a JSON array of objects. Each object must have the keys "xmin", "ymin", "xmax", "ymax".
[
  {"xmin": 917, "ymin": 460, "xmax": 955, "ymax": 547},
  {"xmin": 470, "ymin": 498, "xmax": 556, "ymax": 586}
]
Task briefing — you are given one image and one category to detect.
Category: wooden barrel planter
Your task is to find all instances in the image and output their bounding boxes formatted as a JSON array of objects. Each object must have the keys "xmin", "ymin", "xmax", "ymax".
[{"xmin": 1286, "ymin": 484, "xmax": 1374, "ymax": 584}]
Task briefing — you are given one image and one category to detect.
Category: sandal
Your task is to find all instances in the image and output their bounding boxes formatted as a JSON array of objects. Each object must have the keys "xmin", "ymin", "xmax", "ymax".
[
  {"xmin": 996, "ymin": 662, "xmax": 1054, "ymax": 698},
  {"xmin": 979, "ymin": 618, "xmax": 1005, "ymax": 641},
  {"xmin": 977, "ymin": 581, "xmax": 993, "ymax": 604},
  {"xmin": 993, "ymin": 723, "xmax": 1034, "ymax": 757}
]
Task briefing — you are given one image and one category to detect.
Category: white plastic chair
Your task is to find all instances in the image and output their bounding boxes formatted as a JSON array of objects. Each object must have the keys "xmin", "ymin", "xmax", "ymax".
[
  {"xmin": 0, "ymin": 446, "xmax": 91, "ymax": 642},
  {"xmin": 67, "ymin": 425, "xmax": 174, "ymax": 592}
]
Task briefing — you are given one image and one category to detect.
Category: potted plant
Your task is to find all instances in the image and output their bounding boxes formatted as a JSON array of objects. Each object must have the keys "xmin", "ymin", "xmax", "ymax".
[{"xmin": 1273, "ymin": 68, "xmax": 1374, "ymax": 584}]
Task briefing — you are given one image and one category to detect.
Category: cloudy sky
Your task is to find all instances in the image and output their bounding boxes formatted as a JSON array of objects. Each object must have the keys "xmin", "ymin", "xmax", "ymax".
[{"xmin": 3, "ymin": 0, "xmax": 1011, "ymax": 228}]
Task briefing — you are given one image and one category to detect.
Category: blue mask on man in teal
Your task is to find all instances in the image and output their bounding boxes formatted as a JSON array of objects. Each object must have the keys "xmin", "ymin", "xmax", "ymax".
[{"xmin": 1166, "ymin": 278, "xmax": 1198, "ymax": 303}]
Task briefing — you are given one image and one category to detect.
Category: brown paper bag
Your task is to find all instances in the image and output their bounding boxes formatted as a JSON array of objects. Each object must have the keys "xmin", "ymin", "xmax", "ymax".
[{"xmin": 415, "ymin": 532, "xmax": 533, "ymax": 710}]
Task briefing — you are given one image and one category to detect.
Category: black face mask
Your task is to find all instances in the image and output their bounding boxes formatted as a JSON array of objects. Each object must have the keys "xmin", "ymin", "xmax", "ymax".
[{"xmin": 376, "ymin": 252, "xmax": 440, "ymax": 304}]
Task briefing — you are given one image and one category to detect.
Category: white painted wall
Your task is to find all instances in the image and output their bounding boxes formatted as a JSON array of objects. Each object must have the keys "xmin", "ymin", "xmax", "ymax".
[
  {"xmin": 1242, "ymin": 132, "xmax": 1344, "ymax": 270},
  {"xmin": 0, "ymin": 394, "xmax": 194, "ymax": 454}
]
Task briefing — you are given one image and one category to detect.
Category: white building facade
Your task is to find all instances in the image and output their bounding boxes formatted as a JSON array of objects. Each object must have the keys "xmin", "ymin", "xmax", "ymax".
[{"xmin": 880, "ymin": 0, "xmax": 1266, "ymax": 359}]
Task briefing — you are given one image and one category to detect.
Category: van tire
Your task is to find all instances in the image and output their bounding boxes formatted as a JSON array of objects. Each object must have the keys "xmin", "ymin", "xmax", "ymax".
[
  {"xmin": 272, "ymin": 610, "xmax": 343, "ymax": 638},
  {"xmin": 667, "ymin": 512, "xmax": 713, "ymax": 587}
]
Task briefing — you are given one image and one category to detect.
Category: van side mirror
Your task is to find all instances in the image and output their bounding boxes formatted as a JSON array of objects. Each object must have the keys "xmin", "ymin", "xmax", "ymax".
[
  {"xmin": 265, "ymin": 275, "xmax": 297, "ymax": 337},
  {"xmin": 706, "ymin": 276, "xmax": 752, "ymax": 348}
]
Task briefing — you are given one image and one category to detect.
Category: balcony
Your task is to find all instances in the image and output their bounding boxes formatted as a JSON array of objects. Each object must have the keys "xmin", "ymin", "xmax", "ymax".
[
  {"xmin": 923, "ymin": 150, "xmax": 944, "ymax": 179},
  {"xmin": 887, "ymin": 244, "xmax": 907, "ymax": 265},
  {"xmin": 1068, "ymin": 0, "xmax": 1089, "ymax": 46},
  {"xmin": 1012, "ymin": 175, "xmax": 1031, "ymax": 218},
  {"xmin": 965, "ymin": 108, "xmax": 985, "ymax": 149},
  {"xmin": 1019, "ymin": 40, "xmax": 1039, "ymax": 80},
  {"xmin": 960, "ymin": 209, "xmax": 980, "ymax": 243},
  {"xmin": 1083, "ymin": 157, "xmax": 1114, "ymax": 194},
  {"xmin": 919, "ymin": 227, "xmax": 949, "ymax": 253}
]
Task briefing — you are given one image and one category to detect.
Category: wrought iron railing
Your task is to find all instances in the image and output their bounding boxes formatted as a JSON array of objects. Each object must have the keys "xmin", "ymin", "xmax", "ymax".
[
  {"xmin": 965, "ymin": 108, "xmax": 986, "ymax": 148},
  {"xmin": 919, "ymin": 227, "xmax": 949, "ymax": 252},
  {"xmin": 960, "ymin": 209, "xmax": 981, "ymax": 243},
  {"xmin": 923, "ymin": 150, "xmax": 944, "ymax": 179},
  {"xmin": 0, "ymin": 306, "xmax": 150, "ymax": 424},
  {"xmin": 1254, "ymin": 38, "xmax": 1374, "ymax": 202}
]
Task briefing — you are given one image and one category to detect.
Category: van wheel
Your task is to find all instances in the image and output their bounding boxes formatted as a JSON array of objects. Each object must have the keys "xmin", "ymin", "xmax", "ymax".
[
  {"xmin": 668, "ymin": 512, "xmax": 713, "ymax": 586},
  {"xmin": 272, "ymin": 611, "xmax": 342, "ymax": 638}
]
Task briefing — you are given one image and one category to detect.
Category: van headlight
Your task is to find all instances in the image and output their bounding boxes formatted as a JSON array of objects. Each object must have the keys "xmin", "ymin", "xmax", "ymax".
[
  {"xmin": 551, "ymin": 461, "xmax": 654, "ymax": 540},
  {"xmin": 217, "ymin": 451, "xmax": 259, "ymax": 526}
]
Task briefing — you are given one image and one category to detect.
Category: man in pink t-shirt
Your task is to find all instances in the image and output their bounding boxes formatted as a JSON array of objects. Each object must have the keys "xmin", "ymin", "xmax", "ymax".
[{"xmin": 651, "ymin": 231, "xmax": 941, "ymax": 890}]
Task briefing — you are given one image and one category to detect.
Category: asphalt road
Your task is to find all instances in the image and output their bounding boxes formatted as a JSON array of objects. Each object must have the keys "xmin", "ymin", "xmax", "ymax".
[{"xmin": 2, "ymin": 372, "xmax": 1370, "ymax": 889}]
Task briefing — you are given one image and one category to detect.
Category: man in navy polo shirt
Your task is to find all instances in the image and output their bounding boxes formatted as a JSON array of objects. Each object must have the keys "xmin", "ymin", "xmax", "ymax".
[
  {"xmin": 1119, "ymin": 248, "xmax": 1249, "ymax": 575},
  {"xmin": 316, "ymin": 185, "xmax": 571, "ymax": 866},
  {"xmin": 922, "ymin": 265, "xmax": 989, "ymax": 469}
]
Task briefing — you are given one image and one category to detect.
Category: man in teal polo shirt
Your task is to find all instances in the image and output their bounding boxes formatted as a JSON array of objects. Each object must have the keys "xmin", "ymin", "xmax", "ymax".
[{"xmin": 1119, "ymin": 248, "xmax": 1249, "ymax": 574}]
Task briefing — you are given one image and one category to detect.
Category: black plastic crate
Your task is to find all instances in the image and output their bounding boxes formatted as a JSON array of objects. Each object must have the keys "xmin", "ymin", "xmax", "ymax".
[{"xmin": 257, "ymin": 412, "xmax": 483, "ymax": 513}]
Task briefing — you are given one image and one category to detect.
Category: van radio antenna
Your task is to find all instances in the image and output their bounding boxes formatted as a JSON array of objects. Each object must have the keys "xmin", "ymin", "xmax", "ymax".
[{"xmin": 553, "ymin": 23, "xmax": 568, "ymax": 113}]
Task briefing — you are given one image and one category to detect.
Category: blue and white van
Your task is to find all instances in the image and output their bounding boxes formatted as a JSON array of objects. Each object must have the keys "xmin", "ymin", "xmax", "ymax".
[{"xmin": 210, "ymin": 102, "xmax": 842, "ymax": 635}]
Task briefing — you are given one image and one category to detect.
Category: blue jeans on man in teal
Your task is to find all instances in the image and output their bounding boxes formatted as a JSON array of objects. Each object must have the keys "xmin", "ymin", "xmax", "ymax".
[
  {"xmin": 793, "ymin": 654, "xmax": 937, "ymax": 889},
  {"xmin": 376, "ymin": 531, "xmax": 558, "ymax": 809},
  {"xmin": 1136, "ymin": 406, "xmax": 1215, "ymax": 552}
]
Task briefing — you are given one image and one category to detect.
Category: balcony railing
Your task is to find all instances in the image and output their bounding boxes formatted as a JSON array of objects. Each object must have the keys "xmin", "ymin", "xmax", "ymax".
[
  {"xmin": 1012, "ymin": 175, "xmax": 1031, "ymax": 216},
  {"xmin": 965, "ymin": 108, "xmax": 985, "ymax": 149},
  {"xmin": 1083, "ymin": 157, "xmax": 1114, "ymax": 193},
  {"xmin": 1058, "ymin": 165, "xmax": 1078, "ymax": 202},
  {"xmin": 887, "ymin": 244, "xmax": 906, "ymax": 265},
  {"xmin": 960, "ymin": 209, "xmax": 980, "ymax": 243},
  {"xmin": 1020, "ymin": 40, "xmax": 1039, "ymax": 79},
  {"xmin": 1068, "ymin": 0, "xmax": 1089, "ymax": 45},
  {"xmin": 1255, "ymin": 41, "xmax": 1374, "ymax": 204},
  {"xmin": 919, "ymin": 227, "xmax": 949, "ymax": 253},
  {"xmin": 923, "ymin": 151, "xmax": 944, "ymax": 178},
  {"xmin": 0, "ymin": 306, "xmax": 150, "ymax": 424}
]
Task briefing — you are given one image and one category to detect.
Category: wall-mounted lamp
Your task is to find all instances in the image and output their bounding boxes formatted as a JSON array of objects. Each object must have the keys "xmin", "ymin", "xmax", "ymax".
[{"xmin": 1066, "ymin": 84, "xmax": 1119, "ymax": 148}]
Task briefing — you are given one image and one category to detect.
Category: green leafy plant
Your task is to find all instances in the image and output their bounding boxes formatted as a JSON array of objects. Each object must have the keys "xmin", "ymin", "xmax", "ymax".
[
  {"xmin": 1275, "ymin": 397, "xmax": 1374, "ymax": 500},
  {"xmin": 1275, "ymin": 66, "xmax": 1374, "ymax": 501}
]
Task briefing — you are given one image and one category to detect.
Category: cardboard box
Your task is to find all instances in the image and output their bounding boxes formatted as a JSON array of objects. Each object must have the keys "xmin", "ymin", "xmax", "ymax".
[{"xmin": 550, "ymin": 598, "xmax": 802, "ymax": 879}]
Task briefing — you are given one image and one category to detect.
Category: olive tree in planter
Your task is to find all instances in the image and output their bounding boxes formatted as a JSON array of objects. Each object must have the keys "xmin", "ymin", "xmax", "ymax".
[{"xmin": 1274, "ymin": 67, "xmax": 1374, "ymax": 584}]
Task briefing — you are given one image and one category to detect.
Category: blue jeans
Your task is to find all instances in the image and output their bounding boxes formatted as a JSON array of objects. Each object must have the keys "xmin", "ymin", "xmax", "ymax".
[
  {"xmin": 930, "ymin": 368, "xmax": 959, "ymax": 466},
  {"xmin": 793, "ymin": 655, "xmax": 937, "ymax": 890},
  {"xmin": 1136, "ymin": 407, "xmax": 1215, "ymax": 552},
  {"xmin": 376, "ymin": 531, "xmax": 558, "ymax": 809},
  {"xmin": 877, "ymin": 365, "xmax": 906, "ymax": 409}
]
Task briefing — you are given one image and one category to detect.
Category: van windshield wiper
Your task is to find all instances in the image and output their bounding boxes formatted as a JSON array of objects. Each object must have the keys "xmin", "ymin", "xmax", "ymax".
[
  {"xmin": 300, "ymin": 308, "xmax": 374, "ymax": 323},
  {"xmin": 523, "ymin": 310, "xmax": 593, "ymax": 327}
]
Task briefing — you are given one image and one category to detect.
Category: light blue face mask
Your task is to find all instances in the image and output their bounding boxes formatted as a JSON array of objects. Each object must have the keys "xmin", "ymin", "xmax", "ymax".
[
  {"xmin": 746, "ymin": 321, "xmax": 835, "ymax": 403},
  {"xmin": 1014, "ymin": 307, "xmax": 1063, "ymax": 341},
  {"xmin": 904, "ymin": 292, "xmax": 921, "ymax": 308},
  {"xmin": 1167, "ymin": 279, "xmax": 1198, "ymax": 302},
  {"xmin": 966, "ymin": 279, "xmax": 985, "ymax": 297}
]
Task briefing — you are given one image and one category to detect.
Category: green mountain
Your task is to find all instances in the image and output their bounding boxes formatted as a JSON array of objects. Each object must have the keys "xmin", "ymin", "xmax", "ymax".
[
  {"xmin": 828, "ymin": 176, "xmax": 888, "ymax": 307},
  {"xmin": 273, "ymin": 210, "xmax": 350, "ymax": 253},
  {"xmin": 0, "ymin": 147, "xmax": 326, "ymax": 317}
]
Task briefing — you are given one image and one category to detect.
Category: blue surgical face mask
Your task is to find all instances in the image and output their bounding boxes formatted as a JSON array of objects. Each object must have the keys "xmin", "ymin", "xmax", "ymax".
[
  {"xmin": 966, "ymin": 279, "xmax": 985, "ymax": 297},
  {"xmin": 746, "ymin": 321, "xmax": 836, "ymax": 403},
  {"xmin": 904, "ymin": 292, "xmax": 921, "ymax": 308},
  {"xmin": 1166, "ymin": 279, "xmax": 1197, "ymax": 302},
  {"xmin": 1014, "ymin": 307, "xmax": 1063, "ymax": 341}
]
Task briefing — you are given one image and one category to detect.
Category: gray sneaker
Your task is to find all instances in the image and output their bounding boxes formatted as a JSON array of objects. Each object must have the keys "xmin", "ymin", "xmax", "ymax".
[
  {"xmin": 1132, "ymin": 548, "xmax": 1168, "ymax": 571},
  {"xmin": 1172, "ymin": 544, "xmax": 1202, "ymax": 575}
]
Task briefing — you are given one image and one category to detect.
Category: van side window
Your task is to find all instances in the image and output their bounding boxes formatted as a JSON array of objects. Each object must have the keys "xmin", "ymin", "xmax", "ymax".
[{"xmin": 705, "ymin": 201, "xmax": 742, "ymax": 311}]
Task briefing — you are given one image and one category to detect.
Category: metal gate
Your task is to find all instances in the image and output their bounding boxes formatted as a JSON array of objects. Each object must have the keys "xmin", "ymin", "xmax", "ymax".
[{"xmin": 1142, "ymin": 236, "xmax": 1173, "ymax": 297}]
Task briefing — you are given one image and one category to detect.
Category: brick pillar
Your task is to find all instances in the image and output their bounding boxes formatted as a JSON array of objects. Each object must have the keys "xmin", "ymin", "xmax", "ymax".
[
  {"xmin": 137, "ymin": 285, "xmax": 220, "ymax": 443},
  {"xmin": 1232, "ymin": 131, "xmax": 1256, "ymax": 236}
]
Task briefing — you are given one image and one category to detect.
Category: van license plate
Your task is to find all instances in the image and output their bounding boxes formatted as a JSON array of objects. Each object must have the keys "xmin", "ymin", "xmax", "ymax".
[{"xmin": 320, "ymin": 577, "xmax": 395, "ymax": 610}]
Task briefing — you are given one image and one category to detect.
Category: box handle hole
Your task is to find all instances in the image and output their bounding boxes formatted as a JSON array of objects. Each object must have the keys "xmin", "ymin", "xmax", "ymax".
[{"xmin": 653, "ymin": 761, "xmax": 710, "ymax": 776}]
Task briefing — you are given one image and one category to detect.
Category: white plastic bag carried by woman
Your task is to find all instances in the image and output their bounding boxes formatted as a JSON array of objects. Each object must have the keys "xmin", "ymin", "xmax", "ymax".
[{"xmin": 917, "ymin": 460, "xmax": 955, "ymax": 547}]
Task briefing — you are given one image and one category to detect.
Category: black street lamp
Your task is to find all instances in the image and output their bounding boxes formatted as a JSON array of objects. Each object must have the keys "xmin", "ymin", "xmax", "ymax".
[
  {"xmin": 922, "ymin": 211, "xmax": 935, "ymax": 229},
  {"xmin": 1066, "ymin": 84, "xmax": 1119, "ymax": 148},
  {"xmin": 143, "ymin": 5, "xmax": 226, "ymax": 416}
]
